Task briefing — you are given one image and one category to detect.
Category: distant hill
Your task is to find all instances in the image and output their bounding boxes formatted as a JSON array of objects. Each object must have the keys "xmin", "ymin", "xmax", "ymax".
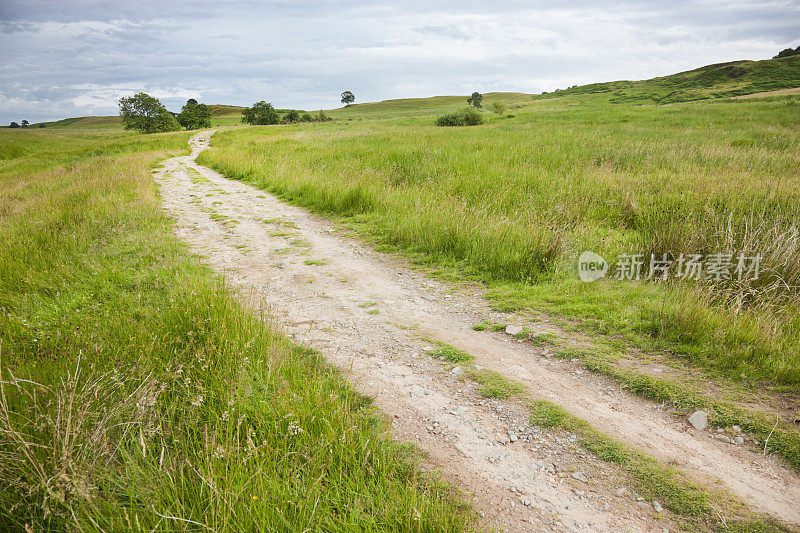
[
  {"xmin": 25, "ymin": 116, "xmax": 121, "ymax": 128},
  {"xmin": 14, "ymin": 55, "xmax": 800, "ymax": 129},
  {"xmin": 206, "ymin": 104, "xmax": 245, "ymax": 116},
  {"xmin": 543, "ymin": 55, "xmax": 800, "ymax": 104}
]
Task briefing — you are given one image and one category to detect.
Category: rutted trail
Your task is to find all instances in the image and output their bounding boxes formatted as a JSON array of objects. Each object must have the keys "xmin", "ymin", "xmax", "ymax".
[{"xmin": 155, "ymin": 131, "xmax": 800, "ymax": 531}]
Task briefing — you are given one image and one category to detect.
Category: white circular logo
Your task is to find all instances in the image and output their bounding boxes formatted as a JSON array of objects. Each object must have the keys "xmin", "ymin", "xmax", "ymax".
[{"xmin": 578, "ymin": 251, "xmax": 607, "ymax": 282}]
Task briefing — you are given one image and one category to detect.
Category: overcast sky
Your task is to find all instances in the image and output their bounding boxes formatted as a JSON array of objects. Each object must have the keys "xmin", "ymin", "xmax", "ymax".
[{"xmin": 1, "ymin": 0, "xmax": 798, "ymax": 123}]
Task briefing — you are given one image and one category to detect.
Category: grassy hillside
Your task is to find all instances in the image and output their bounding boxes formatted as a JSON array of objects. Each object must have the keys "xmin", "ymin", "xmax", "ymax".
[
  {"xmin": 0, "ymin": 126, "xmax": 475, "ymax": 530},
  {"xmin": 199, "ymin": 86, "xmax": 800, "ymax": 389},
  {"xmin": 546, "ymin": 55, "xmax": 800, "ymax": 104}
]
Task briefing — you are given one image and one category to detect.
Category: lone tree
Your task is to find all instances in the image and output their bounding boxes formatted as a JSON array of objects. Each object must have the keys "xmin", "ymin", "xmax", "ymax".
[
  {"xmin": 467, "ymin": 92, "xmax": 483, "ymax": 108},
  {"xmin": 241, "ymin": 101, "xmax": 280, "ymax": 125},
  {"xmin": 20, "ymin": 120, "xmax": 29, "ymax": 127},
  {"xmin": 118, "ymin": 92, "xmax": 181, "ymax": 134},
  {"xmin": 177, "ymin": 99, "xmax": 212, "ymax": 130},
  {"xmin": 341, "ymin": 91, "xmax": 355, "ymax": 105},
  {"xmin": 9, "ymin": 122, "xmax": 19, "ymax": 128}
]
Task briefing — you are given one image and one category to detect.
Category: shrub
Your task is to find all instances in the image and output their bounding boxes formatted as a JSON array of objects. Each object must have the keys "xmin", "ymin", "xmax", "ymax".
[
  {"xmin": 300, "ymin": 112, "xmax": 313, "ymax": 122},
  {"xmin": 774, "ymin": 46, "xmax": 800, "ymax": 59},
  {"xmin": 242, "ymin": 101, "xmax": 280, "ymax": 125},
  {"xmin": 314, "ymin": 110, "xmax": 332, "ymax": 122},
  {"xmin": 491, "ymin": 102, "xmax": 507, "ymax": 114},
  {"xmin": 284, "ymin": 110, "xmax": 301, "ymax": 123},
  {"xmin": 435, "ymin": 107, "xmax": 484, "ymax": 127}
]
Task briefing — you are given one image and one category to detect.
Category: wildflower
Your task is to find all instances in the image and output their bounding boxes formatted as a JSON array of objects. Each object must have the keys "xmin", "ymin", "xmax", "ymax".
[
  {"xmin": 221, "ymin": 410, "xmax": 229, "ymax": 422},
  {"xmin": 191, "ymin": 394, "xmax": 204, "ymax": 407},
  {"xmin": 287, "ymin": 420, "xmax": 303, "ymax": 436},
  {"xmin": 212, "ymin": 445, "xmax": 225, "ymax": 459}
]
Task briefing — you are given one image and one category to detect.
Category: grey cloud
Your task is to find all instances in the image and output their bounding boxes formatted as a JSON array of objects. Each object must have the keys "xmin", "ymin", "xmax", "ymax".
[{"xmin": 1, "ymin": 1, "xmax": 799, "ymax": 123}]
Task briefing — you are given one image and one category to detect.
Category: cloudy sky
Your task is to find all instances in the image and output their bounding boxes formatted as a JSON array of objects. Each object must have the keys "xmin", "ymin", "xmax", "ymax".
[{"xmin": 1, "ymin": 0, "xmax": 798, "ymax": 123}]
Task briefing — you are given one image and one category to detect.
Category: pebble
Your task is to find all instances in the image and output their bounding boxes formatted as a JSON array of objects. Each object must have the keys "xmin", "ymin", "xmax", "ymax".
[
  {"xmin": 714, "ymin": 434, "xmax": 731, "ymax": 443},
  {"xmin": 571, "ymin": 471, "xmax": 589, "ymax": 483},
  {"xmin": 687, "ymin": 410, "xmax": 708, "ymax": 430},
  {"xmin": 653, "ymin": 501, "xmax": 664, "ymax": 513},
  {"xmin": 614, "ymin": 487, "xmax": 627, "ymax": 497},
  {"xmin": 505, "ymin": 325, "xmax": 524, "ymax": 336},
  {"xmin": 451, "ymin": 366, "xmax": 463, "ymax": 376},
  {"xmin": 508, "ymin": 432, "xmax": 519, "ymax": 442},
  {"xmin": 733, "ymin": 436, "xmax": 745, "ymax": 445}
]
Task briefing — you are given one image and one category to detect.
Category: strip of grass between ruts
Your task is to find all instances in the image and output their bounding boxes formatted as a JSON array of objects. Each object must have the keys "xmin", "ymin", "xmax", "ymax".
[
  {"xmin": 424, "ymin": 343, "xmax": 788, "ymax": 531},
  {"xmin": 0, "ymin": 129, "xmax": 476, "ymax": 531},
  {"xmin": 527, "ymin": 401, "xmax": 789, "ymax": 533}
]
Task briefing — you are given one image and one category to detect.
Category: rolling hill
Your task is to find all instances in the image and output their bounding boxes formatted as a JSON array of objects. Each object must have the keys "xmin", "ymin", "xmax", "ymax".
[
  {"xmin": 11, "ymin": 54, "xmax": 800, "ymax": 128},
  {"xmin": 542, "ymin": 54, "xmax": 800, "ymax": 104}
]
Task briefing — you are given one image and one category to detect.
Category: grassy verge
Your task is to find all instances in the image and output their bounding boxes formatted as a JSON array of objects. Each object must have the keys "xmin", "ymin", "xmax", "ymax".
[{"xmin": 0, "ymin": 128, "xmax": 476, "ymax": 531}]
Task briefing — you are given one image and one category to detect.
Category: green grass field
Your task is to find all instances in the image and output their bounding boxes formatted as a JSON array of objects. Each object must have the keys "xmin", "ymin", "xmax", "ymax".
[
  {"xmin": 0, "ymin": 124, "xmax": 475, "ymax": 530},
  {"xmin": 2, "ymin": 53, "xmax": 799, "ymax": 529},
  {"xmin": 199, "ymin": 90, "xmax": 800, "ymax": 388}
]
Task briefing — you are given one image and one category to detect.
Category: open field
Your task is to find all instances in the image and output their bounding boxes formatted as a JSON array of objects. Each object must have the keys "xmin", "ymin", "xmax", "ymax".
[
  {"xmin": 200, "ymin": 93, "xmax": 800, "ymax": 386},
  {"xmin": 157, "ymin": 130, "xmax": 800, "ymax": 531},
  {"xmin": 2, "ymin": 52, "xmax": 800, "ymax": 531},
  {"xmin": 0, "ymin": 125, "xmax": 475, "ymax": 530}
]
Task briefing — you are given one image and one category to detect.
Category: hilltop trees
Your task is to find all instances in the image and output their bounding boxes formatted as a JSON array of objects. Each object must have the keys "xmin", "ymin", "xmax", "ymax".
[
  {"xmin": 177, "ymin": 99, "xmax": 212, "ymax": 129},
  {"xmin": 242, "ymin": 101, "xmax": 280, "ymax": 125},
  {"xmin": 9, "ymin": 122, "xmax": 19, "ymax": 128},
  {"xmin": 341, "ymin": 91, "xmax": 355, "ymax": 105},
  {"xmin": 118, "ymin": 93, "xmax": 181, "ymax": 134},
  {"xmin": 20, "ymin": 120, "xmax": 29, "ymax": 127},
  {"xmin": 774, "ymin": 46, "xmax": 800, "ymax": 58},
  {"xmin": 467, "ymin": 91, "xmax": 483, "ymax": 108}
]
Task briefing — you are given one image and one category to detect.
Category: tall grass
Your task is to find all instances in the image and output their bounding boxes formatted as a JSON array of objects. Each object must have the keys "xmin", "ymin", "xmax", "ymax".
[
  {"xmin": 198, "ymin": 96, "xmax": 800, "ymax": 383},
  {"xmin": 0, "ymin": 128, "xmax": 475, "ymax": 531}
]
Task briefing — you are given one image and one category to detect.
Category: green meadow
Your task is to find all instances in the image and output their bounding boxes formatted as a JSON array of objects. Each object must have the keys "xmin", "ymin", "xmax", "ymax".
[
  {"xmin": 1, "ymin": 53, "xmax": 799, "ymax": 530},
  {"xmin": 198, "ymin": 66, "xmax": 800, "ymax": 387},
  {"xmin": 0, "ymin": 125, "xmax": 474, "ymax": 530}
]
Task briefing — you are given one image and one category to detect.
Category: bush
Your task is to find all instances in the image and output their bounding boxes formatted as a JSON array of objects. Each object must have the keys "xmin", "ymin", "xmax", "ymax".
[
  {"xmin": 242, "ymin": 101, "xmax": 280, "ymax": 125},
  {"xmin": 774, "ymin": 46, "xmax": 800, "ymax": 59},
  {"xmin": 284, "ymin": 109, "xmax": 301, "ymax": 123},
  {"xmin": 435, "ymin": 107, "xmax": 484, "ymax": 127},
  {"xmin": 314, "ymin": 110, "xmax": 332, "ymax": 122},
  {"xmin": 491, "ymin": 102, "xmax": 507, "ymax": 114},
  {"xmin": 300, "ymin": 112, "xmax": 313, "ymax": 122}
]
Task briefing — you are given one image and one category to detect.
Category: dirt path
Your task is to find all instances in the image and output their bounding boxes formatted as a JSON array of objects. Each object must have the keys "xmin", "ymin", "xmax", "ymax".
[{"xmin": 154, "ymin": 131, "xmax": 800, "ymax": 531}]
